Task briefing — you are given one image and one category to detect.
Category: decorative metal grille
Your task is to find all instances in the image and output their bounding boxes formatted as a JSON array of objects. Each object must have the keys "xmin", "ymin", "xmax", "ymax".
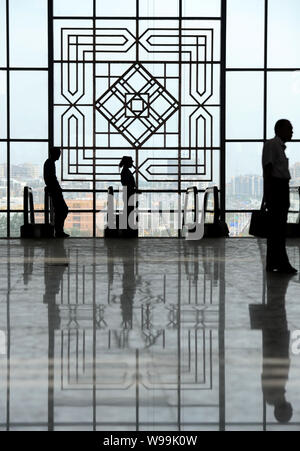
[{"xmin": 54, "ymin": 8, "xmax": 221, "ymax": 187}]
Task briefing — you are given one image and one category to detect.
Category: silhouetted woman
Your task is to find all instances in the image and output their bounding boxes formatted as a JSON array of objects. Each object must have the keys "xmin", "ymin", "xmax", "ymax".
[{"xmin": 119, "ymin": 156, "xmax": 137, "ymax": 227}]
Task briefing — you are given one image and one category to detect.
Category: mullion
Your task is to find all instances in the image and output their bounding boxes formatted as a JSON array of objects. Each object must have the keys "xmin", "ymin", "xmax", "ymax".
[
  {"xmin": 6, "ymin": 0, "xmax": 10, "ymax": 238},
  {"xmin": 264, "ymin": 0, "xmax": 268, "ymax": 142},
  {"xmin": 92, "ymin": 0, "xmax": 96, "ymax": 238},
  {"xmin": 220, "ymin": 0, "xmax": 227, "ymax": 222},
  {"xmin": 0, "ymin": 67, "xmax": 48, "ymax": 71},
  {"xmin": 53, "ymin": 16, "xmax": 222, "ymax": 21}
]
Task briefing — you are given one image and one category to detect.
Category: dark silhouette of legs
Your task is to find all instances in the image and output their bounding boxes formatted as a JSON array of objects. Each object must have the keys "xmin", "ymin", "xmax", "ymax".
[
  {"xmin": 267, "ymin": 207, "xmax": 289, "ymax": 269},
  {"xmin": 50, "ymin": 191, "xmax": 69, "ymax": 237},
  {"xmin": 266, "ymin": 179, "xmax": 291, "ymax": 271}
]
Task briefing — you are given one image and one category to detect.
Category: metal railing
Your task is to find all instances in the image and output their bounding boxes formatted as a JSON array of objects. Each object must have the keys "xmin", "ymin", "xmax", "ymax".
[
  {"xmin": 182, "ymin": 186, "xmax": 220, "ymax": 240},
  {"xmin": 44, "ymin": 187, "xmax": 55, "ymax": 226},
  {"xmin": 23, "ymin": 187, "xmax": 35, "ymax": 226}
]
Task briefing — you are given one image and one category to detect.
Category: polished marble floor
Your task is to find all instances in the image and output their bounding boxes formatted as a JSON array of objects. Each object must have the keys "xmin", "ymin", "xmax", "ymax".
[{"xmin": 0, "ymin": 238, "xmax": 300, "ymax": 431}]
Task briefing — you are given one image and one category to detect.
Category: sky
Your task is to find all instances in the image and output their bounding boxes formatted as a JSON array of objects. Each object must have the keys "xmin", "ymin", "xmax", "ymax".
[{"xmin": 1, "ymin": 0, "xmax": 300, "ymax": 181}]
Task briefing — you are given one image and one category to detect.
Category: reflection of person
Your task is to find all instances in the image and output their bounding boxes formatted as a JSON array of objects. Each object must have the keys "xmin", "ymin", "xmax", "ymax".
[
  {"xmin": 262, "ymin": 274, "xmax": 293, "ymax": 424},
  {"xmin": 250, "ymin": 273, "xmax": 293, "ymax": 424},
  {"xmin": 262, "ymin": 120, "xmax": 297, "ymax": 274},
  {"xmin": 43, "ymin": 242, "xmax": 68, "ymax": 309},
  {"xmin": 106, "ymin": 241, "xmax": 137, "ymax": 329},
  {"xmin": 44, "ymin": 147, "xmax": 69, "ymax": 238},
  {"xmin": 119, "ymin": 156, "xmax": 137, "ymax": 228},
  {"xmin": 120, "ymin": 246, "xmax": 136, "ymax": 329},
  {"xmin": 43, "ymin": 241, "xmax": 68, "ymax": 431}
]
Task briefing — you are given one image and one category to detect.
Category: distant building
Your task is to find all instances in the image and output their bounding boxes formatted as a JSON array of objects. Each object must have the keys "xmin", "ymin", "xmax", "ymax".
[
  {"xmin": 35, "ymin": 197, "xmax": 106, "ymax": 235},
  {"xmin": 227, "ymin": 175, "xmax": 263, "ymax": 197},
  {"xmin": 0, "ymin": 164, "xmax": 40, "ymax": 180}
]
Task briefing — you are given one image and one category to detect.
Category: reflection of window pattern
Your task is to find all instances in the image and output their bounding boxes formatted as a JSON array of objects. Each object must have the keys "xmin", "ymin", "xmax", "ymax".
[
  {"xmin": 54, "ymin": 10, "xmax": 221, "ymax": 186},
  {"xmin": 45, "ymin": 243, "xmax": 223, "ymax": 429}
]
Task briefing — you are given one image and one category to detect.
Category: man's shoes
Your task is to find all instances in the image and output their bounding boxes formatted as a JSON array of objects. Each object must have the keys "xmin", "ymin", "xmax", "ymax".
[
  {"xmin": 267, "ymin": 265, "xmax": 298, "ymax": 275},
  {"xmin": 56, "ymin": 232, "xmax": 70, "ymax": 238},
  {"xmin": 266, "ymin": 266, "xmax": 278, "ymax": 273},
  {"xmin": 277, "ymin": 266, "xmax": 298, "ymax": 275}
]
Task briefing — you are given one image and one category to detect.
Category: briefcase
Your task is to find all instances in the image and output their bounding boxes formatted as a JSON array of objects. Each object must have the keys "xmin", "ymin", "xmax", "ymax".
[
  {"xmin": 205, "ymin": 221, "xmax": 229, "ymax": 238},
  {"xmin": 104, "ymin": 214, "xmax": 138, "ymax": 239},
  {"xmin": 21, "ymin": 224, "xmax": 55, "ymax": 239},
  {"xmin": 249, "ymin": 202, "xmax": 269, "ymax": 238}
]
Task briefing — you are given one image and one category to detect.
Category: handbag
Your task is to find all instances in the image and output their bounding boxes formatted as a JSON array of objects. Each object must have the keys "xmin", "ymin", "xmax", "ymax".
[
  {"xmin": 249, "ymin": 200, "xmax": 269, "ymax": 238},
  {"xmin": 205, "ymin": 221, "xmax": 229, "ymax": 238}
]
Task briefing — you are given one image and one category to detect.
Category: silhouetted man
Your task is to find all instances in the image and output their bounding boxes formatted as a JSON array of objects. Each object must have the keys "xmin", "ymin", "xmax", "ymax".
[
  {"xmin": 44, "ymin": 147, "xmax": 69, "ymax": 238},
  {"xmin": 262, "ymin": 120, "xmax": 297, "ymax": 274}
]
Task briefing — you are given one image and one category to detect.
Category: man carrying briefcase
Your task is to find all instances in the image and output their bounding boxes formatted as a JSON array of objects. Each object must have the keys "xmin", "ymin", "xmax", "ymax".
[{"xmin": 262, "ymin": 120, "xmax": 297, "ymax": 274}]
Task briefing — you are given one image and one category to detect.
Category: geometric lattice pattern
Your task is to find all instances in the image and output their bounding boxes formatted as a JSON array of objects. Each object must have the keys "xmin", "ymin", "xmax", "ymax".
[
  {"xmin": 54, "ymin": 4, "xmax": 221, "ymax": 186},
  {"xmin": 96, "ymin": 63, "xmax": 179, "ymax": 148}
]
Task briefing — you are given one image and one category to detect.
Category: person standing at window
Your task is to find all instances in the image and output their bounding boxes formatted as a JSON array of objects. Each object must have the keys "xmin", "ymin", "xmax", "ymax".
[
  {"xmin": 44, "ymin": 147, "xmax": 69, "ymax": 238},
  {"xmin": 262, "ymin": 120, "xmax": 297, "ymax": 274},
  {"xmin": 119, "ymin": 156, "xmax": 137, "ymax": 229}
]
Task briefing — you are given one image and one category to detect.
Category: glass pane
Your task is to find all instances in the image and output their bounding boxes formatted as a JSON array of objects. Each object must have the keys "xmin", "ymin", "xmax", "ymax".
[
  {"xmin": 10, "ymin": 212, "xmax": 23, "ymax": 237},
  {"xmin": 97, "ymin": 0, "xmax": 137, "ymax": 16},
  {"xmin": 226, "ymin": 71, "xmax": 264, "ymax": 139},
  {"xmin": 54, "ymin": 0, "xmax": 93, "ymax": 17},
  {"xmin": 283, "ymin": 142, "xmax": 300, "ymax": 187},
  {"xmin": 10, "ymin": 142, "xmax": 48, "ymax": 210},
  {"xmin": 181, "ymin": 148, "xmax": 220, "ymax": 192},
  {"xmin": 289, "ymin": 188, "xmax": 300, "ymax": 220},
  {"xmin": 9, "ymin": 0, "xmax": 48, "ymax": 67},
  {"xmin": 0, "ymin": 71, "xmax": 7, "ymax": 138},
  {"xmin": 139, "ymin": 0, "xmax": 179, "ymax": 17},
  {"xmin": 227, "ymin": 0, "xmax": 264, "ymax": 68},
  {"xmin": 226, "ymin": 212, "xmax": 252, "ymax": 237},
  {"xmin": 65, "ymin": 212, "xmax": 93, "ymax": 237},
  {"xmin": 96, "ymin": 192, "xmax": 107, "ymax": 237},
  {"xmin": 10, "ymin": 71, "xmax": 48, "ymax": 139},
  {"xmin": 139, "ymin": 192, "xmax": 180, "ymax": 237},
  {"xmin": 53, "ymin": 19, "xmax": 93, "ymax": 61},
  {"xmin": 183, "ymin": 0, "xmax": 221, "ymax": 17},
  {"xmin": 226, "ymin": 143, "xmax": 264, "ymax": 211},
  {"xmin": 268, "ymin": 0, "xmax": 300, "ymax": 68},
  {"xmin": 0, "ymin": 143, "xmax": 7, "ymax": 210},
  {"xmin": 267, "ymin": 72, "xmax": 300, "ymax": 140},
  {"xmin": 63, "ymin": 193, "xmax": 94, "ymax": 210},
  {"xmin": 0, "ymin": 212, "xmax": 7, "ymax": 237},
  {"xmin": 0, "ymin": 0, "xmax": 7, "ymax": 67}
]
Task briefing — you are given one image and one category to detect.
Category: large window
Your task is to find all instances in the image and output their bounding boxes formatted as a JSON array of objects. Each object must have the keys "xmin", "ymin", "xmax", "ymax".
[
  {"xmin": 226, "ymin": 0, "xmax": 300, "ymax": 236},
  {"xmin": 1, "ymin": 0, "xmax": 224, "ymax": 237},
  {"xmin": 53, "ymin": 0, "xmax": 223, "ymax": 237},
  {"xmin": 0, "ymin": 0, "xmax": 48, "ymax": 237},
  {"xmin": 1, "ymin": 0, "xmax": 300, "ymax": 237}
]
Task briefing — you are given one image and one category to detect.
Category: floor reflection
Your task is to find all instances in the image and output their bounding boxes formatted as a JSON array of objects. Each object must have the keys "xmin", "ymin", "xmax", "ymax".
[
  {"xmin": 0, "ymin": 238, "xmax": 300, "ymax": 431},
  {"xmin": 250, "ymin": 272, "xmax": 294, "ymax": 427}
]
